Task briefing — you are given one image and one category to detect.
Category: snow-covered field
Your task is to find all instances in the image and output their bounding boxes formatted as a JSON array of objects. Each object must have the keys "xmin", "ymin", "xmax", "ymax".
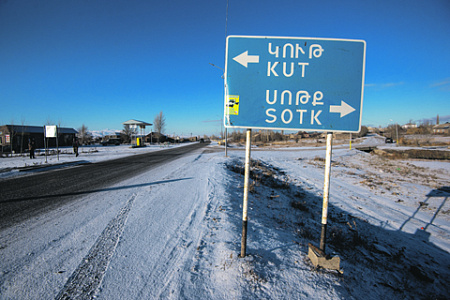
[{"xmin": 0, "ymin": 142, "xmax": 449, "ymax": 299}]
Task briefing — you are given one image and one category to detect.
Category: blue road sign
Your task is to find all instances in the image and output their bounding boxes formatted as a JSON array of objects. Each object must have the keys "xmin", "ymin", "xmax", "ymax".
[{"xmin": 224, "ymin": 36, "xmax": 366, "ymax": 133}]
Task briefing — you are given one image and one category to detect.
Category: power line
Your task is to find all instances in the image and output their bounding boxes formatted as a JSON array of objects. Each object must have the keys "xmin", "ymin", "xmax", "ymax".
[{"xmin": 225, "ymin": 0, "xmax": 229, "ymax": 38}]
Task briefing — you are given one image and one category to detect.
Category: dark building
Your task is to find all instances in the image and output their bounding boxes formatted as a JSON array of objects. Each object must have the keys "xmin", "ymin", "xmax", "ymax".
[
  {"xmin": 0, "ymin": 125, "xmax": 78, "ymax": 153},
  {"xmin": 146, "ymin": 132, "xmax": 168, "ymax": 143}
]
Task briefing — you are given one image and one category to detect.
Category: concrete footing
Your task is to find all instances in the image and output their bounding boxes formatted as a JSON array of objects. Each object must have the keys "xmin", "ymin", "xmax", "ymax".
[{"xmin": 308, "ymin": 243, "xmax": 342, "ymax": 273}]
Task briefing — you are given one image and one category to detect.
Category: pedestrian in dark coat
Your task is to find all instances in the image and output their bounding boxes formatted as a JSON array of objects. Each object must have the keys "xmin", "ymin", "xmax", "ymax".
[
  {"xmin": 73, "ymin": 138, "xmax": 79, "ymax": 157},
  {"xmin": 28, "ymin": 138, "xmax": 35, "ymax": 159}
]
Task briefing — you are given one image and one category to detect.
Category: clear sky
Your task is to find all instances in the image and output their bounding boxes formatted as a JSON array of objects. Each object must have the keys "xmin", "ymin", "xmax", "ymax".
[{"xmin": 1, "ymin": 0, "xmax": 449, "ymax": 136}]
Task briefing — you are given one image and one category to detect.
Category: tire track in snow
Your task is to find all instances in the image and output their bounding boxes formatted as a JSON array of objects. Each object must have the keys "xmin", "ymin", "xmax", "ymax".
[
  {"xmin": 144, "ymin": 155, "xmax": 218, "ymax": 298},
  {"xmin": 55, "ymin": 194, "xmax": 136, "ymax": 300}
]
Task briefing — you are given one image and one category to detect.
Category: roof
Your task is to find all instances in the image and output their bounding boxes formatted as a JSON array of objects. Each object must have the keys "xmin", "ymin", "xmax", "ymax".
[
  {"xmin": 146, "ymin": 132, "xmax": 166, "ymax": 137},
  {"xmin": 2, "ymin": 125, "xmax": 78, "ymax": 134},
  {"xmin": 433, "ymin": 122, "xmax": 450, "ymax": 129},
  {"xmin": 122, "ymin": 119, "xmax": 152, "ymax": 127}
]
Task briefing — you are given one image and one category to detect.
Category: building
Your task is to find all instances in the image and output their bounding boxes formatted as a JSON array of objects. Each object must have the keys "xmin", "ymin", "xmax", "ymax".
[
  {"xmin": 0, "ymin": 125, "xmax": 78, "ymax": 153},
  {"xmin": 433, "ymin": 122, "xmax": 450, "ymax": 135},
  {"xmin": 146, "ymin": 132, "xmax": 167, "ymax": 143},
  {"xmin": 402, "ymin": 124, "xmax": 418, "ymax": 130}
]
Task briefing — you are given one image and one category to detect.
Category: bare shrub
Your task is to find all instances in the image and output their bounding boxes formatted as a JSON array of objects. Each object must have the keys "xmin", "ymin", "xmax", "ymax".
[{"xmin": 290, "ymin": 200, "xmax": 309, "ymax": 212}]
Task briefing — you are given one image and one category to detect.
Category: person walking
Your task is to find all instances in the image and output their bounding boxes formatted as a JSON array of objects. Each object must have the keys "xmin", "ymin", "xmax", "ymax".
[
  {"xmin": 28, "ymin": 138, "xmax": 35, "ymax": 159},
  {"xmin": 73, "ymin": 137, "xmax": 79, "ymax": 157}
]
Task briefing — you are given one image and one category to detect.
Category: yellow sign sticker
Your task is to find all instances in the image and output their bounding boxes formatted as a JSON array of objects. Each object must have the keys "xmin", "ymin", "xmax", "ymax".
[{"xmin": 226, "ymin": 95, "xmax": 239, "ymax": 115}]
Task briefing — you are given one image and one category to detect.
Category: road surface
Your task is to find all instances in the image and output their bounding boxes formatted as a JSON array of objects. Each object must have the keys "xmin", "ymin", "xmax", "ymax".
[{"xmin": 0, "ymin": 142, "xmax": 208, "ymax": 230}]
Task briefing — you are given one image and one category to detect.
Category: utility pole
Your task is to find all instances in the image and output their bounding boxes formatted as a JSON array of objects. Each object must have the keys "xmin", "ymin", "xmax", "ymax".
[{"xmin": 210, "ymin": 63, "xmax": 228, "ymax": 157}]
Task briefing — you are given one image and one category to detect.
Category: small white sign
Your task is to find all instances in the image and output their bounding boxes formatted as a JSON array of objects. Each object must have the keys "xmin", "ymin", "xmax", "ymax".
[{"xmin": 45, "ymin": 125, "xmax": 57, "ymax": 138}]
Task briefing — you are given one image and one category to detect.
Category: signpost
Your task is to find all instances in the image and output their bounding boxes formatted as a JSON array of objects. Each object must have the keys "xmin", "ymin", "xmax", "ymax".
[
  {"xmin": 44, "ymin": 125, "xmax": 59, "ymax": 162},
  {"xmin": 224, "ymin": 36, "xmax": 366, "ymax": 264}
]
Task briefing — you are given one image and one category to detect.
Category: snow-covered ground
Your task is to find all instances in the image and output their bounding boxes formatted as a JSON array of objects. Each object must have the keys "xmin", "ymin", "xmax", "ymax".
[{"xmin": 0, "ymin": 142, "xmax": 449, "ymax": 299}]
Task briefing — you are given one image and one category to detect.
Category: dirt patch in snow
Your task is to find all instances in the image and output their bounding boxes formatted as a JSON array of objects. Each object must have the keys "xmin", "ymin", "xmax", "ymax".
[{"xmin": 374, "ymin": 148, "xmax": 450, "ymax": 160}]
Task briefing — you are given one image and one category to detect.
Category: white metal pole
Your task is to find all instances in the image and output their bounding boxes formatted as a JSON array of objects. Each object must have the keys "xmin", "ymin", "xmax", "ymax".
[
  {"xmin": 225, "ymin": 127, "xmax": 228, "ymax": 157},
  {"xmin": 240, "ymin": 128, "xmax": 252, "ymax": 257},
  {"xmin": 320, "ymin": 132, "xmax": 333, "ymax": 252},
  {"xmin": 56, "ymin": 126, "xmax": 59, "ymax": 161},
  {"xmin": 44, "ymin": 126, "xmax": 47, "ymax": 163}
]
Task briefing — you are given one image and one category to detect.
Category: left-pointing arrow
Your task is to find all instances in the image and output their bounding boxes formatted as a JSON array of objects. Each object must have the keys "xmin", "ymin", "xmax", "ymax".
[
  {"xmin": 233, "ymin": 51, "xmax": 260, "ymax": 68},
  {"xmin": 329, "ymin": 101, "xmax": 356, "ymax": 118}
]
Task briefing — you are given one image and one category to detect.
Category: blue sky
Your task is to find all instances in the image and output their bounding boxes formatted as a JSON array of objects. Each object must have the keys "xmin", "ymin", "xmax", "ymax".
[{"xmin": 1, "ymin": 0, "xmax": 449, "ymax": 136}]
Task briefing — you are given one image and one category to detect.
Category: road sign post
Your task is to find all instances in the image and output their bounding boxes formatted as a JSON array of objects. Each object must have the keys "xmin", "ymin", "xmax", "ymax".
[
  {"xmin": 320, "ymin": 132, "xmax": 333, "ymax": 252},
  {"xmin": 240, "ymin": 128, "xmax": 251, "ymax": 258},
  {"xmin": 225, "ymin": 35, "xmax": 365, "ymax": 261},
  {"xmin": 44, "ymin": 125, "xmax": 58, "ymax": 162}
]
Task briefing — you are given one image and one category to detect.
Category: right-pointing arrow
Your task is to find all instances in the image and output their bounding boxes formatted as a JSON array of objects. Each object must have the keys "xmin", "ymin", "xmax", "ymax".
[
  {"xmin": 330, "ymin": 101, "xmax": 356, "ymax": 118},
  {"xmin": 233, "ymin": 51, "xmax": 260, "ymax": 68}
]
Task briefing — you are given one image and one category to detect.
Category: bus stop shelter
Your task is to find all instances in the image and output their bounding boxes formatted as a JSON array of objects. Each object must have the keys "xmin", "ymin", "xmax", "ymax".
[{"xmin": 122, "ymin": 119, "xmax": 152, "ymax": 146}]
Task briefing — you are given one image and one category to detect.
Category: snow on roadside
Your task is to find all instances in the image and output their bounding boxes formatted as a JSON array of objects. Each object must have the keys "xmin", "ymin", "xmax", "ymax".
[
  {"xmin": 95, "ymin": 149, "xmax": 243, "ymax": 299},
  {"xmin": 95, "ymin": 148, "xmax": 352, "ymax": 299},
  {"xmin": 98, "ymin": 145, "xmax": 449, "ymax": 299},
  {"xmin": 249, "ymin": 147, "xmax": 450, "ymax": 299}
]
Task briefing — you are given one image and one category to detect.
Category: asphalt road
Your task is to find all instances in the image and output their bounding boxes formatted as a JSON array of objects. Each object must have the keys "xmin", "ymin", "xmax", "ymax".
[{"xmin": 0, "ymin": 142, "xmax": 209, "ymax": 230}]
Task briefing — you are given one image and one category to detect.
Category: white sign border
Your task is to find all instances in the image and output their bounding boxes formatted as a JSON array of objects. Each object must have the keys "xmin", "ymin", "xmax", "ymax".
[
  {"xmin": 223, "ymin": 35, "xmax": 366, "ymax": 133},
  {"xmin": 45, "ymin": 125, "xmax": 58, "ymax": 138}
]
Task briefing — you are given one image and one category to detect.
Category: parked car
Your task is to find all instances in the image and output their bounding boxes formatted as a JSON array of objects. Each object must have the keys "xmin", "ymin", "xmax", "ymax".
[{"xmin": 101, "ymin": 138, "xmax": 121, "ymax": 146}]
